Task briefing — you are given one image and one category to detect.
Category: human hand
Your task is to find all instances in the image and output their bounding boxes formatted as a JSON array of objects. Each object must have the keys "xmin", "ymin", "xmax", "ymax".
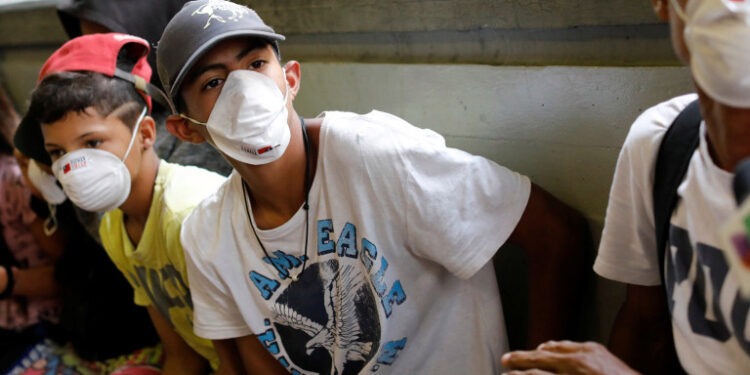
[{"xmin": 501, "ymin": 340, "xmax": 638, "ymax": 375}]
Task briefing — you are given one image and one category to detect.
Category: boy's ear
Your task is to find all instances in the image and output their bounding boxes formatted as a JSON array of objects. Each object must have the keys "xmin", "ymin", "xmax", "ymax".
[
  {"xmin": 139, "ymin": 115, "xmax": 157, "ymax": 150},
  {"xmin": 166, "ymin": 115, "xmax": 206, "ymax": 144},
  {"xmin": 652, "ymin": 0, "xmax": 669, "ymax": 22},
  {"xmin": 283, "ymin": 60, "xmax": 301, "ymax": 101}
]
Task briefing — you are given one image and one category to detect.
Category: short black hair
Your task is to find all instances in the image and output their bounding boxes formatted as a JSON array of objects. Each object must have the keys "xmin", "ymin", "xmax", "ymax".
[{"xmin": 29, "ymin": 71, "xmax": 146, "ymax": 129}]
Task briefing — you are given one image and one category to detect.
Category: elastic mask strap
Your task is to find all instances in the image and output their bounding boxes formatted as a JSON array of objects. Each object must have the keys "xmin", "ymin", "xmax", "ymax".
[
  {"xmin": 179, "ymin": 113, "xmax": 208, "ymax": 126},
  {"xmin": 281, "ymin": 69, "xmax": 290, "ymax": 109},
  {"xmin": 670, "ymin": 0, "xmax": 688, "ymax": 22},
  {"xmin": 123, "ymin": 106, "xmax": 147, "ymax": 162},
  {"xmin": 279, "ymin": 80, "xmax": 289, "ymax": 114},
  {"xmin": 269, "ymin": 70, "xmax": 290, "ymax": 124},
  {"xmin": 43, "ymin": 203, "xmax": 58, "ymax": 236}
]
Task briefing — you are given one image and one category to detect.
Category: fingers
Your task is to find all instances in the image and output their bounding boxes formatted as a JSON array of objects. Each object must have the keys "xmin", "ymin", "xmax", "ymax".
[
  {"xmin": 504, "ymin": 370, "xmax": 557, "ymax": 375},
  {"xmin": 501, "ymin": 350, "xmax": 566, "ymax": 371},
  {"xmin": 536, "ymin": 340, "xmax": 596, "ymax": 353},
  {"xmin": 502, "ymin": 341, "xmax": 633, "ymax": 375}
]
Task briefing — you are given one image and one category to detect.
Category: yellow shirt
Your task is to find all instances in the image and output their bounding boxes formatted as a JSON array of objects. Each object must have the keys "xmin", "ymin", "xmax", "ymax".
[{"xmin": 100, "ymin": 160, "xmax": 225, "ymax": 368}]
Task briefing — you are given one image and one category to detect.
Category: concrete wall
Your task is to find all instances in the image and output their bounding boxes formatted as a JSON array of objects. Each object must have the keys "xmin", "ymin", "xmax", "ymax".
[
  {"xmin": 0, "ymin": 0, "xmax": 693, "ymax": 346},
  {"xmin": 295, "ymin": 64, "xmax": 692, "ymax": 224},
  {"xmin": 293, "ymin": 63, "xmax": 693, "ymax": 344}
]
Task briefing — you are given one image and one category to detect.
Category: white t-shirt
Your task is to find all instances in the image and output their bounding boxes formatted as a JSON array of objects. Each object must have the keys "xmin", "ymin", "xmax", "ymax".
[
  {"xmin": 181, "ymin": 110, "xmax": 531, "ymax": 375},
  {"xmin": 595, "ymin": 94, "xmax": 750, "ymax": 374}
]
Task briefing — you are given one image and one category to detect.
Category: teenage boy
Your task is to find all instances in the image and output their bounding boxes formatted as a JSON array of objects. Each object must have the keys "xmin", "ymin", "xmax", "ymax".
[
  {"xmin": 502, "ymin": 0, "xmax": 750, "ymax": 374},
  {"xmin": 159, "ymin": 1, "xmax": 588, "ymax": 374},
  {"xmin": 17, "ymin": 33, "xmax": 225, "ymax": 374}
]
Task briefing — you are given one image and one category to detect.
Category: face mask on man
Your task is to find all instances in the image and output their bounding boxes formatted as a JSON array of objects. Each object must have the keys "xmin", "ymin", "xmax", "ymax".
[
  {"xmin": 181, "ymin": 69, "xmax": 291, "ymax": 165},
  {"xmin": 671, "ymin": 0, "xmax": 750, "ymax": 108},
  {"xmin": 52, "ymin": 106, "xmax": 147, "ymax": 212}
]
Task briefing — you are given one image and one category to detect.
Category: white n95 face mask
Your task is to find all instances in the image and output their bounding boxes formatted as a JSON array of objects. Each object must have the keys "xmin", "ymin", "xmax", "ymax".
[
  {"xmin": 672, "ymin": 0, "xmax": 750, "ymax": 108},
  {"xmin": 51, "ymin": 106, "xmax": 147, "ymax": 212},
  {"xmin": 181, "ymin": 69, "xmax": 291, "ymax": 165},
  {"xmin": 27, "ymin": 159, "xmax": 66, "ymax": 205}
]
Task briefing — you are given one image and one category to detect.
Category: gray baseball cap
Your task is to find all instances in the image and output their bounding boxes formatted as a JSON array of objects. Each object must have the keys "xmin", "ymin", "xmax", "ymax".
[{"xmin": 156, "ymin": 0, "xmax": 285, "ymax": 108}]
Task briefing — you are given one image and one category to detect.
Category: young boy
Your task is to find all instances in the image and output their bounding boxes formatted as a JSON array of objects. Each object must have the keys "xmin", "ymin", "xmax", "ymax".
[
  {"xmin": 159, "ymin": 1, "xmax": 588, "ymax": 374},
  {"xmin": 16, "ymin": 33, "xmax": 225, "ymax": 374}
]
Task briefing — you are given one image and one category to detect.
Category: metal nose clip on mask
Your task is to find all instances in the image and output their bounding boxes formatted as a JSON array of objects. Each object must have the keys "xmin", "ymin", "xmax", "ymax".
[
  {"xmin": 180, "ymin": 69, "xmax": 291, "ymax": 165},
  {"xmin": 52, "ymin": 106, "xmax": 147, "ymax": 213}
]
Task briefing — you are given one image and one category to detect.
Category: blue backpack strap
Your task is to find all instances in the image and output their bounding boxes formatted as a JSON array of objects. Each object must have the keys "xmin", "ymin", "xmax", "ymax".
[{"xmin": 652, "ymin": 99, "xmax": 702, "ymax": 285}]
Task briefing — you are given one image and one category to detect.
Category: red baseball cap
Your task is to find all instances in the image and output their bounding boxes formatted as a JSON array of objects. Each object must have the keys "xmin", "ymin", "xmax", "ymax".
[
  {"xmin": 39, "ymin": 33, "xmax": 153, "ymax": 111},
  {"xmin": 14, "ymin": 33, "xmax": 172, "ymax": 166}
]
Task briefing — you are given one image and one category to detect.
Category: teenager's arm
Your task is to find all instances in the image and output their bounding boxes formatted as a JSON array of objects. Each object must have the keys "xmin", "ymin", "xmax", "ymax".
[
  {"xmin": 216, "ymin": 335, "xmax": 288, "ymax": 375},
  {"xmin": 0, "ymin": 265, "xmax": 59, "ymax": 298},
  {"xmin": 507, "ymin": 183, "xmax": 589, "ymax": 348},
  {"xmin": 214, "ymin": 339, "xmax": 245, "ymax": 375},
  {"xmin": 608, "ymin": 284, "xmax": 681, "ymax": 374},
  {"xmin": 147, "ymin": 306, "xmax": 210, "ymax": 375}
]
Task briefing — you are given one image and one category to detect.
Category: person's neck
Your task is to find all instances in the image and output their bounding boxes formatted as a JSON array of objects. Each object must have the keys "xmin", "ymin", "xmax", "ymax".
[
  {"xmin": 703, "ymin": 111, "xmax": 750, "ymax": 173},
  {"xmin": 120, "ymin": 150, "xmax": 160, "ymax": 225},
  {"xmin": 236, "ymin": 114, "xmax": 318, "ymax": 230},
  {"xmin": 697, "ymin": 89, "xmax": 750, "ymax": 172}
]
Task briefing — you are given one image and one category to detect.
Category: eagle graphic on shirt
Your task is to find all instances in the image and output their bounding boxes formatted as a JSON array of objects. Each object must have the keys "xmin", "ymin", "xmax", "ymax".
[{"xmin": 270, "ymin": 259, "xmax": 380, "ymax": 375}]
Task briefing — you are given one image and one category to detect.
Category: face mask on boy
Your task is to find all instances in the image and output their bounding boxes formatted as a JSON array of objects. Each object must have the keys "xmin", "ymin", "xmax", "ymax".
[
  {"xmin": 671, "ymin": 0, "xmax": 750, "ymax": 108},
  {"xmin": 52, "ymin": 106, "xmax": 147, "ymax": 212},
  {"xmin": 27, "ymin": 158, "xmax": 66, "ymax": 205},
  {"xmin": 181, "ymin": 69, "xmax": 291, "ymax": 165}
]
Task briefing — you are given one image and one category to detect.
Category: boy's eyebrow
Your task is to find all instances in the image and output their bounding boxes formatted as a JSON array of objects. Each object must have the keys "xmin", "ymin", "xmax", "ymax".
[
  {"xmin": 74, "ymin": 131, "xmax": 98, "ymax": 141},
  {"xmin": 189, "ymin": 42, "xmax": 265, "ymax": 83},
  {"xmin": 236, "ymin": 43, "xmax": 263, "ymax": 61},
  {"xmin": 45, "ymin": 131, "xmax": 104, "ymax": 149},
  {"xmin": 193, "ymin": 63, "xmax": 227, "ymax": 79}
]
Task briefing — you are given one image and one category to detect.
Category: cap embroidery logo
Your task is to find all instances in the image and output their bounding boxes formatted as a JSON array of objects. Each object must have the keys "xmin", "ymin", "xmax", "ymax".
[{"xmin": 191, "ymin": 0, "xmax": 250, "ymax": 29}]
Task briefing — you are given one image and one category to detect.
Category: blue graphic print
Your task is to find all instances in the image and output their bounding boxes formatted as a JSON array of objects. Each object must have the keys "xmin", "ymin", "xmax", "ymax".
[
  {"xmin": 249, "ymin": 220, "xmax": 409, "ymax": 374},
  {"xmin": 665, "ymin": 225, "xmax": 750, "ymax": 356}
]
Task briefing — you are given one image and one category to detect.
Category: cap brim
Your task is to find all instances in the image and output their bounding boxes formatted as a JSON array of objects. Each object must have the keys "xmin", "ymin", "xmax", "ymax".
[
  {"xmin": 14, "ymin": 113, "xmax": 51, "ymax": 166},
  {"xmin": 169, "ymin": 29, "xmax": 285, "ymax": 99}
]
